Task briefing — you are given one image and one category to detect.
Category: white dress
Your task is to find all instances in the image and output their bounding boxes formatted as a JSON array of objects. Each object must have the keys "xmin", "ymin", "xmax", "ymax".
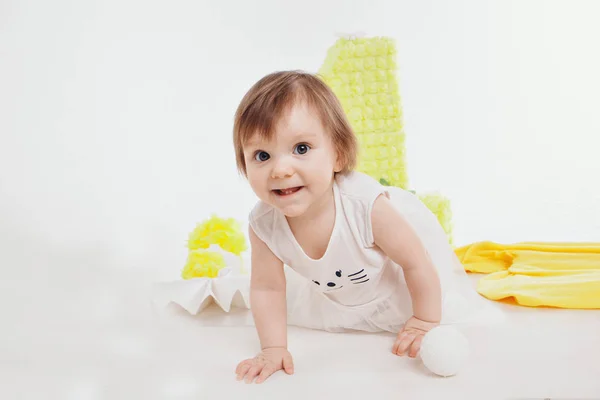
[{"xmin": 249, "ymin": 171, "xmax": 501, "ymax": 333}]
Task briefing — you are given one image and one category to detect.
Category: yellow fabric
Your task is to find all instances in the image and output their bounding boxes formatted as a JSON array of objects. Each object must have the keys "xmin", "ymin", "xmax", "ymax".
[{"xmin": 456, "ymin": 241, "xmax": 600, "ymax": 309}]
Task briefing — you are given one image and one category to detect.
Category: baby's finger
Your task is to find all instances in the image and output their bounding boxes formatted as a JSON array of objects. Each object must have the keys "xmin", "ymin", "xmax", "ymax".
[
  {"xmin": 396, "ymin": 332, "xmax": 416, "ymax": 356},
  {"xmin": 255, "ymin": 365, "xmax": 277, "ymax": 384},
  {"xmin": 236, "ymin": 361, "xmax": 252, "ymax": 381},
  {"xmin": 282, "ymin": 353, "xmax": 294, "ymax": 374},
  {"xmin": 236, "ymin": 359, "xmax": 251, "ymax": 375},
  {"xmin": 408, "ymin": 335, "xmax": 423, "ymax": 358},
  {"xmin": 392, "ymin": 331, "xmax": 405, "ymax": 354},
  {"xmin": 245, "ymin": 364, "xmax": 263, "ymax": 384}
]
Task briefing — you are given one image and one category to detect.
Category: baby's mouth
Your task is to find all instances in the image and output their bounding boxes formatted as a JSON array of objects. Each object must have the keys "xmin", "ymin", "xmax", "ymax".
[{"xmin": 273, "ymin": 186, "xmax": 303, "ymax": 196}]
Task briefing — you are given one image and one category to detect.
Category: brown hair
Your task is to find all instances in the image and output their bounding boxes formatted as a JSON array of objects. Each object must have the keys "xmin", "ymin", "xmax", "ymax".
[{"xmin": 233, "ymin": 70, "xmax": 358, "ymax": 176}]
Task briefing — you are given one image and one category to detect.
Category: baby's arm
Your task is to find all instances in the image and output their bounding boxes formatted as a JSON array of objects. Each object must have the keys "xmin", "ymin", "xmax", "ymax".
[
  {"xmin": 235, "ymin": 226, "xmax": 294, "ymax": 384},
  {"xmin": 371, "ymin": 194, "xmax": 442, "ymax": 356},
  {"xmin": 248, "ymin": 226, "xmax": 288, "ymax": 349}
]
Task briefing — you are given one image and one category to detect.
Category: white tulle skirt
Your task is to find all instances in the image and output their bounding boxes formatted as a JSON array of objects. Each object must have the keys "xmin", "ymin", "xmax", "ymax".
[{"xmin": 283, "ymin": 186, "xmax": 505, "ymax": 334}]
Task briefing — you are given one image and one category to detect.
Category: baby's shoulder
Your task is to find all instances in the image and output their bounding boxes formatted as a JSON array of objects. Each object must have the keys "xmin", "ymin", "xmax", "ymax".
[
  {"xmin": 249, "ymin": 200, "xmax": 274, "ymax": 221},
  {"xmin": 248, "ymin": 200, "xmax": 278, "ymax": 243},
  {"xmin": 336, "ymin": 171, "xmax": 390, "ymax": 248},
  {"xmin": 336, "ymin": 171, "xmax": 387, "ymax": 201}
]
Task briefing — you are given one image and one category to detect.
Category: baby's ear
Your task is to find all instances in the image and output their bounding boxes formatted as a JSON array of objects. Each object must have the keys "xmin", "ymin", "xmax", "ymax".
[{"xmin": 334, "ymin": 152, "xmax": 344, "ymax": 173}]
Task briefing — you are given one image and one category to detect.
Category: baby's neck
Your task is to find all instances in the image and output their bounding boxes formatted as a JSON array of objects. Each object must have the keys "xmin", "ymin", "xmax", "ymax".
[
  {"xmin": 285, "ymin": 184, "xmax": 336, "ymax": 260},
  {"xmin": 286, "ymin": 184, "xmax": 335, "ymax": 230}
]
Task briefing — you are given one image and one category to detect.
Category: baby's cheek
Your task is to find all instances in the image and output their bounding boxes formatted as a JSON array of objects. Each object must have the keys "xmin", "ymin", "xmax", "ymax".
[
  {"xmin": 247, "ymin": 174, "xmax": 266, "ymax": 195},
  {"xmin": 307, "ymin": 161, "xmax": 335, "ymax": 177}
]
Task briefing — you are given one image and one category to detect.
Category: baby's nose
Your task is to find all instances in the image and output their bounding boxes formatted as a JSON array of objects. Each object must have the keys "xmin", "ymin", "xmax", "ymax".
[
  {"xmin": 271, "ymin": 156, "xmax": 294, "ymax": 179},
  {"xmin": 327, "ymin": 282, "xmax": 336, "ymax": 287}
]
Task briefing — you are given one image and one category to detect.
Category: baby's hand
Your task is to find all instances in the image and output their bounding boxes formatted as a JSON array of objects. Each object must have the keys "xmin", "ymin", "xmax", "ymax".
[
  {"xmin": 392, "ymin": 316, "xmax": 439, "ymax": 358},
  {"xmin": 235, "ymin": 347, "xmax": 294, "ymax": 384}
]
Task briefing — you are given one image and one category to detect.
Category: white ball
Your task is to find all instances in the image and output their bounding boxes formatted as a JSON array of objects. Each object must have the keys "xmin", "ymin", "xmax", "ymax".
[{"xmin": 419, "ymin": 325, "xmax": 469, "ymax": 377}]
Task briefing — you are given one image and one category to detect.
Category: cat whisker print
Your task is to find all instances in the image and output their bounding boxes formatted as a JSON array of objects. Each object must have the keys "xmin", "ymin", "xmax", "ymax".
[
  {"xmin": 311, "ymin": 268, "xmax": 370, "ymax": 292},
  {"xmin": 348, "ymin": 269, "xmax": 369, "ymax": 284},
  {"xmin": 347, "ymin": 269, "xmax": 364, "ymax": 277}
]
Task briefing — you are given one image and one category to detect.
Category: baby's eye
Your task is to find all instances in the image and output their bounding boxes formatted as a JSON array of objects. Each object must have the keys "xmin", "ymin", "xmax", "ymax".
[
  {"xmin": 293, "ymin": 143, "xmax": 310, "ymax": 155},
  {"xmin": 254, "ymin": 151, "xmax": 270, "ymax": 162}
]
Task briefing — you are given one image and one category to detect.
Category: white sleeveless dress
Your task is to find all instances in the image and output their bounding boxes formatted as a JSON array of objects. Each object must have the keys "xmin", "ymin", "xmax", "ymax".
[{"xmin": 249, "ymin": 171, "xmax": 501, "ymax": 333}]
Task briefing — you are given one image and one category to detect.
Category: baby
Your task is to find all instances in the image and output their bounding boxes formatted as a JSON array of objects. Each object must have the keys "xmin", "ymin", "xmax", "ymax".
[{"xmin": 232, "ymin": 70, "xmax": 485, "ymax": 384}]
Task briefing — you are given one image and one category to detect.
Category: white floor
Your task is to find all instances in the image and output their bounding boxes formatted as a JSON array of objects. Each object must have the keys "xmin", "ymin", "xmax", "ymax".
[{"xmin": 3, "ymin": 263, "xmax": 600, "ymax": 400}]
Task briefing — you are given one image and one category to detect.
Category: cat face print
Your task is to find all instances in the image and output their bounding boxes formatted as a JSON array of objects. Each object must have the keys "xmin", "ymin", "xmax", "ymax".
[{"xmin": 312, "ymin": 269, "xmax": 369, "ymax": 292}]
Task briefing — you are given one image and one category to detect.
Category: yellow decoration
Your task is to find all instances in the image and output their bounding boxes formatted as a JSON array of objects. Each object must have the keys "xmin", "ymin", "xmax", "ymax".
[
  {"xmin": 182, "ymin": 214, "xmax": 248, "ymax": 279},
  {"xmin": 182, "ymin": 250, "xmax": 227, "ymax": 279},
  {"xmin": 319, "ymin": 36, "xmax": 453, "ymax": 242},
  {"xmin": 319, "ymin": 37, "xmax": 408, "ymax": 190},
  {"xmin": 188, "ymin": 214, "xmax": 247, "ymax": 255},
  {"xmin": 418, "ymin": 193, "xmax": 454, "ymax": 246},
  {"xmin": 318, "ymin": 35, "xmax": 599, "ymax": 311},
  {"xmin": 455, "ymin": 241, "xmax": 600, "ymax": 309}
]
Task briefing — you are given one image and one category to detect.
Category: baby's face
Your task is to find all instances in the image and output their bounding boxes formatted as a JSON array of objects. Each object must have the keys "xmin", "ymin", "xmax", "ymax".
[{"xmin": 243, "ymin": 102, "xmax": 341, "ymax": 218}]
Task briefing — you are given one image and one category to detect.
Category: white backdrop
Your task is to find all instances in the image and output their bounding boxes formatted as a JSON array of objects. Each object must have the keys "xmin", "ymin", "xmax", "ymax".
[{"xmin": 2, "ymin": 0, "xmax": 599, "ymax": 278}]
